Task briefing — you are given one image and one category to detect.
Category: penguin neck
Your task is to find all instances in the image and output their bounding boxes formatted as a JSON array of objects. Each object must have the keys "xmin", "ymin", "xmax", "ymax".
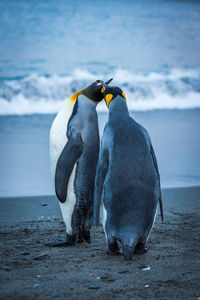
[
  {"xmin": 108, "ymin": 96, "xmax": 129, "ymax": 119},
  {"xmin": 76, "ymin": 94, "xmax": 97, "ymax": 115}
]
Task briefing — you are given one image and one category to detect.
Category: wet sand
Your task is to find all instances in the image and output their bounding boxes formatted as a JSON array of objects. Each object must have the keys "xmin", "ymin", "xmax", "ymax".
[{"xmin": 0, "ymin": 187, "xmax": 200, "ymax": 299}]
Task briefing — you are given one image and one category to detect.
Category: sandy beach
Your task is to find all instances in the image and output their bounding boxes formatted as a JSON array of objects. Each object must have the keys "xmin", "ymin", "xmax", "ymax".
[{"xmin": 0, "ymin": 186, "xmax": 199, "ymax": 299}]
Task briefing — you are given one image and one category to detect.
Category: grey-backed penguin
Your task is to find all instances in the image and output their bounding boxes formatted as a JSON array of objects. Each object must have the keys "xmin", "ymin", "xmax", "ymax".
[
  {"xmin": 48, "ymin": 79, "xmax": 112, "ymax": 247},
  {"xmin": 94, "ymin": 85, "xmax": 163, "ymax": 260}
]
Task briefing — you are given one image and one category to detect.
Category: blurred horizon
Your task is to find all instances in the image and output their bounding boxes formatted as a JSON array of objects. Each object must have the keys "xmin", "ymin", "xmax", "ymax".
[{"xmin": 1, "ymin": 0, "xmax": 200, "ymax": 77}]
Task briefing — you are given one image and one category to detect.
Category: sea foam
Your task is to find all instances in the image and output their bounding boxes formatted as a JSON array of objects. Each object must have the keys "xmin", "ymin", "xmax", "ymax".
[{"xmin": 0, "ymin": 68, "xmax": 200, "ymax": 115}]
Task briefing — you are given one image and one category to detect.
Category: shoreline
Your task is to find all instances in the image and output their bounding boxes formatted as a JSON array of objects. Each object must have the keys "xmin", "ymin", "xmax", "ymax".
[
  {"xmin": 0, "ymin": 186, "xmax": 200, "ymax": 299},
  {"xmin": 0, "ymin": 186, "xmax": 200, "ymax": 226}
]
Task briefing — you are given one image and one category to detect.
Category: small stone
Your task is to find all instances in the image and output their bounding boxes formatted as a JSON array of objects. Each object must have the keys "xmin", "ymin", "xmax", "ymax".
[
  {"xmin": 33, "ymin": 283, "xmax": 41, "ymax": 288},
  {"xmin": 41, "ymin": 203, "xmax": 47, "ymax": 206},
  {"xmin": 88, "ymin": 285, "xmax": 100, "ymax": 290},
  {"xmin": 99, "ymin": 274, "xmax": 110, "ymax": 280},
  {"xmin": 145, "ymin": 285, "xmax": 150, "ymax": 288},
  {"xmin": 0, "ymin": 265, "xmax": 11, "ymax": 271},
  {"xmin": 106, "ymin": 278, "xmax": 115, "ymax": 282},
  {"xmin": 118, "ymin": 270, "xmax": 129, "ymax": 274},
  {"xmin": 18, "ymin": 252, "xmax": 30, "ymax": 256},
  {"xmin": 34, "ymin": 254, "xmax": 50, "ymax": 261},
  {"xmin": 99, "ymin": 274, "xmax": 115, "ymax": 282},
  {"xmin": 136, "ymin": 265, "xmax": 151, "ymax": 271}
]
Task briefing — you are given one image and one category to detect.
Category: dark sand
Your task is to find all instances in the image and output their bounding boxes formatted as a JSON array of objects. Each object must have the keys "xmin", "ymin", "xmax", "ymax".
[{"xmin": 0, "ymin": 187, "xmax": 200, "ymax": 299}]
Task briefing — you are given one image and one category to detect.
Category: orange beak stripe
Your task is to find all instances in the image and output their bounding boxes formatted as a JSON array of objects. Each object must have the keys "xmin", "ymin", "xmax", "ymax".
[{"xmin": 101, "ymin": 87, "xmax": 105, "ymax": 93}]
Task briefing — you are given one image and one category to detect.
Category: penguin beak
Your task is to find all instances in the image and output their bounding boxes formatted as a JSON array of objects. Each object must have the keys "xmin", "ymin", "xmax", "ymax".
[
  {"xmin": 100, "ymin": 78, "xmax": 113, "ymax": 93},
  {"xmin": 105, "ymin": 78, "xmax": 113, "ymax": 85}
]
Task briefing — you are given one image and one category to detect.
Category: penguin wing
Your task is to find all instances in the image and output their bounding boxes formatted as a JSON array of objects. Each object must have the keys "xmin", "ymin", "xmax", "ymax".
[
  {"xmin": 55, "ymin": 134, "xmax": 83, "ymax": 203},
  {"xmin": 94, "ymin": 143, "xmax": 109, "ymax": 226},
  {"xmin": 150, "ymin": 144, "xmax": 164, "ymax": 221}
]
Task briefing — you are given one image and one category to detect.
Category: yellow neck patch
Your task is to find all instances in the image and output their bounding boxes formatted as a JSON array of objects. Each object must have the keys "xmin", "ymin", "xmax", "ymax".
[
  {"xmin": 122, "ymin": 92, "xmax": 126, "ymax": 99},
  {"xmin": 69, "ymin": 90, "xmax": 82, "ymax": 103},
  {"xmin": 105, "ymin": 94, "xmax": 113, "ymax": 107},
  {"xmin": 105, "ymin": 92, "xmax": 127, "ymax": 108}
]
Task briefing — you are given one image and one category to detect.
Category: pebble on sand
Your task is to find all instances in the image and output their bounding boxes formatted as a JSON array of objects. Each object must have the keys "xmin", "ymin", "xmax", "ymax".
[
  {"xmin": 0, "ymin": 265, "xmax": 11, "ymax": 271},
  {"xmin": 136, "ymin": 265, "xmax": 151, "ymax": 271},
  {"xmin": 18, "ymin": 251, "xmax": 30, "ymax": 256},
  {"xmin": 33, "ymin": 284, "xmax": 41, "ymax": 288},
  {"xmin": 34, "ymin": 254, "xmax": 50, "ymax": 261},
  {"xmin": 88, "ymin": 285, "xmax": 100, "ymax": 290}
]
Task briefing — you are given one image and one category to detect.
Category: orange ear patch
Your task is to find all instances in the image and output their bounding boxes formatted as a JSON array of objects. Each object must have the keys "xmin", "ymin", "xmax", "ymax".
[
  {"xmin": 105, "ymin": 93, "xmax": 113, "ymax": 107},
  {"xmin": 97, "ymin": 83, "xmax": 102, "ymax": 86}
]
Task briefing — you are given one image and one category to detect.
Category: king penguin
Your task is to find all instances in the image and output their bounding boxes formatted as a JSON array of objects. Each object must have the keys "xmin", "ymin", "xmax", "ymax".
[
  {"xmin": 94, "ymin": 85, "xmax": 163, "ymax": 260},
  {"xmin": 49, "ymin": 79, "xmax": 112, "ymax": 246}
]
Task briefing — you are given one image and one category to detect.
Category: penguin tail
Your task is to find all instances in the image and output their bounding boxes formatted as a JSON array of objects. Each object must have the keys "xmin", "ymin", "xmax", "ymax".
[
  {"xmin": 123, "ymin": 246, "xmax": 134, "ymax": 261},
  {"xmin": 122, "ymin": 234, "xmax": 139, "ymax": 261}
]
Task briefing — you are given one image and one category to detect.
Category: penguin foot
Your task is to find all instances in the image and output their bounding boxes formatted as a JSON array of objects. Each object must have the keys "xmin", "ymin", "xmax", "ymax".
[
  {"xmin": 45, "ymin": 234, "xmax": 76, "ymax": 247},
  {"xmin": 82, "ymin": 230, "xmax": 90, "ymax": 244},
  {"xmin": 134, "ymin": 242, "xmax": 147, "ymax": 255},
  {"xmin": 107, "ymin": 241, "xmax": 121, "ymax": 256},
  {"xmin": 77, "ymin": 229, "xmax": 84, "ymax": 243}
]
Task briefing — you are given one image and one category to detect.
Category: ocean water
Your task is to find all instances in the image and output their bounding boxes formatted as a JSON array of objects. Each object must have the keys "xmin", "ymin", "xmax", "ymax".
[
  {"xmin": 0, "ymin": 0, "xmax": 200, "ymax": 196},
  {"xmin": 1, "ymin": 0, "xmax": 200, "ymax": 114},
  {"xmin": 0, "ymin": 110, "xmax": 200, "ymax": 197}
]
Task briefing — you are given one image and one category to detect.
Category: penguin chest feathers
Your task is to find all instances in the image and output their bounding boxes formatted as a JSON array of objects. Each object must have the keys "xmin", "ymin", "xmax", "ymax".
[{"xmin": 50, "ymin": 100, "xmax": 75, "ymax": 177}]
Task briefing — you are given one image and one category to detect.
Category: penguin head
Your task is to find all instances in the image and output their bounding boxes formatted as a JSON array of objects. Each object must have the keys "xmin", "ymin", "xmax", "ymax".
[
  {"xmin": 81, "ymin": 78, "xmax": 113, "ymax": 103},
  {"xmin": 103, "ymin": 86, "xmax": 126, "ymax": 108}
]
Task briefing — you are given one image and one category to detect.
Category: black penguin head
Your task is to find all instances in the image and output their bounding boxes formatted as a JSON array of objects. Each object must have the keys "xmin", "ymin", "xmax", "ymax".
[
  {"xmin": 81, "ymin": 79, "xmax": 113, "ymax": 103},
  {"xmin": 103, "ymin": 86, "xmax": 126, "ymax": 108}
]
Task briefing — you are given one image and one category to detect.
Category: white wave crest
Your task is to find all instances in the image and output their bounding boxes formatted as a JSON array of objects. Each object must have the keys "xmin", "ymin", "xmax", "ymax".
[{"xmin": 0, "ymin": 68, "xmax": 200, "ymax": 115}]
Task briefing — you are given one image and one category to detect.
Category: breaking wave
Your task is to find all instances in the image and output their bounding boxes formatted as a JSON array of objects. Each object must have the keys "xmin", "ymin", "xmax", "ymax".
[{"xmin": 0, "ymin": 68, "xmax": 200, "ymax": 115}]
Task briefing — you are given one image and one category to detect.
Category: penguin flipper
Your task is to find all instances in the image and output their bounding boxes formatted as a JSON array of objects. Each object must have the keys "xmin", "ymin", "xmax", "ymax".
[
  {"xmin": 94, "ymin": 148, "xmax": 109, "ymax": 226},
  {"xmin": 150, "ymin": 144, "xmax": 164, "ymax": 222},
  {"xmin": 55, "ymin": 134, "xmax": 83, "ymax": 203}
]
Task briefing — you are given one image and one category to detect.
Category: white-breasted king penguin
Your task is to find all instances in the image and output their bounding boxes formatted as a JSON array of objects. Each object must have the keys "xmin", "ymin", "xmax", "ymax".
[
  {"xmin": 49, "ymin": 79, "xmax": 112, "ymax": 246},
  {"xmin": 94, "ymin": 85, "xmax": 163, "ymax": 260}
]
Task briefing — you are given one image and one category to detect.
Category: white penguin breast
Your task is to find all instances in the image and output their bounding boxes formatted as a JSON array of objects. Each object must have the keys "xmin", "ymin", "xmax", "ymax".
[
  {"xmin": 50, "ymin": 101, "xmax": 74, "ymax": 178},
  {"xmin": 49, "ymin": 100, "xmax": 76, "ymax": 235}
]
